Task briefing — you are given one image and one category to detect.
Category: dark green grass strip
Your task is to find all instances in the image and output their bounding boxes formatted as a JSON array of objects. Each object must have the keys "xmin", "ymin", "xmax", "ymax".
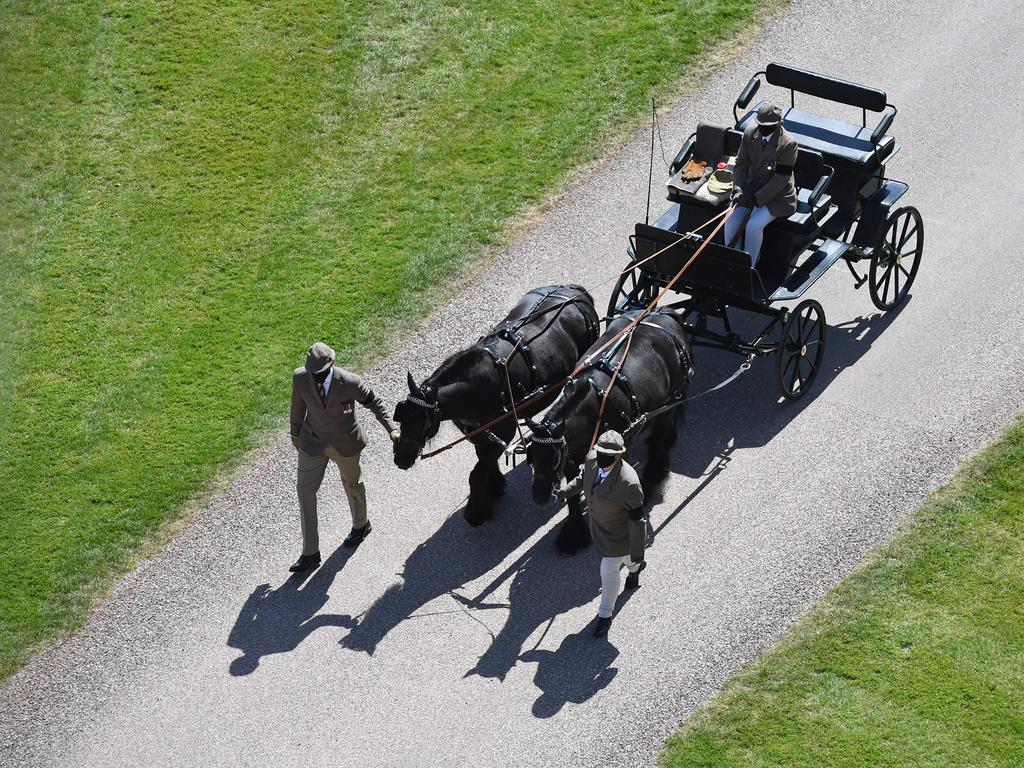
[
  {"xmin": 0, "ymin": 1, "xmax": 770, "ymax": 679},
  {"xmin": 662, "ymin": 414, "xmax": 1024, "ymax": 768}
]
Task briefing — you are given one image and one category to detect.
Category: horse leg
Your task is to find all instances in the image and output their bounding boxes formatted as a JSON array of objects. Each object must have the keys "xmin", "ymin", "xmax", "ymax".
[
  {"xmin": 554, "ymin": 463, "xmax": 592, "ymax": 555},
  {"xmin": 641, "ymin": 407, "xmax": 681, "ymax": 494},
  {"xmin": 464, "ymin": 442, "xmax": 503, "ymax": 526}
]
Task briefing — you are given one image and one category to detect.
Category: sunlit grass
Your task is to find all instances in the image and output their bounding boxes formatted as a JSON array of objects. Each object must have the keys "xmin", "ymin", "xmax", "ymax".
[
  {"xmin": 662, "ymin": 414, "xmax": 1024, "ymax": 768},
  {"xmin": 0, "ymin": 0, "xmax": 767, "ymax": 679}
]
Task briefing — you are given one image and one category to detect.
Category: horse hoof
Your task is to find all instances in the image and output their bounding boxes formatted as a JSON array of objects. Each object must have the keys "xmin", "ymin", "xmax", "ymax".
[
  {"xmin": 554, "ymin": 516, "xmax": 592, "ymax": 556},
  {"xmin": 463, "ymin": 505, "xmax": 494, "ymax": 527}
]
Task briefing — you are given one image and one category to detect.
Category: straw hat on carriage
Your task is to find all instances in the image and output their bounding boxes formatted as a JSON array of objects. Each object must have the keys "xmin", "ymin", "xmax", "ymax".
[{"xmin": 705, "ymin": 167, "xmax": 734, "ymax": 195}]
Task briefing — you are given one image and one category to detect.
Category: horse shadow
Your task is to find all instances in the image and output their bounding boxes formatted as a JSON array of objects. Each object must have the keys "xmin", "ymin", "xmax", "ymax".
[
  {"xmin": 226, "ymin": 546, "xmax": 358, "ymax": 675},
  {"xmin": 636, "ymin": 299, "xmax": 910, "ymax": 533},
  {"xmin": 339, "ymin": 463, "xmax": 553, "ymax": 656}
]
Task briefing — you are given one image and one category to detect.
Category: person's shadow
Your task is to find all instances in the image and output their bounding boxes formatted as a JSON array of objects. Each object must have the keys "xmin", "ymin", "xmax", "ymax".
[
  {"xmin": 519, "ymin": 590, "xmax": 638, "ymax": 718},
  {"xmin": 227, "ymin": 547, "xmax": 358, "ymax": 675},
  {"xmin": 459, "ymin": 525, "xmax": 600, "ymax": 681},
  {"xmin": 340, "ymin": 465, "xmax": 551, "ymax": 656}
]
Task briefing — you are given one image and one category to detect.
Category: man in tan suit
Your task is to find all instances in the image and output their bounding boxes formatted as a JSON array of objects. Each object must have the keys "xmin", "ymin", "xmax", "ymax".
[
  {"xmin": 563, "ymin": 430, "xmax": 646, "ymax": 638},
  {"xmin": 289, "ymin": 342, "xmax": 399, "ymax": 572}
]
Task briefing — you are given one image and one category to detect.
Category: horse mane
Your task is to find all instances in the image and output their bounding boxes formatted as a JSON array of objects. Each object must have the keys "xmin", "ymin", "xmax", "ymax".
[
  {"xmin": 542, "ymin": 377, "xmax": 593, "ymax": 429},
  {"xmin": 423, "ymin": 345, "xmax": 490, "ymax": 393}
]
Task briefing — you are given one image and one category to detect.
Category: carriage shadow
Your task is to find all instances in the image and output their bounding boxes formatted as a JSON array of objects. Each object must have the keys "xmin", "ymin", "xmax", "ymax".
[
  {"xmin": 226, "ymin": 546, "xmax": 358, "ymax": 676},
  {"xmin": 638, "ymin": 298, "xmax": 911, "ymax": 530}
]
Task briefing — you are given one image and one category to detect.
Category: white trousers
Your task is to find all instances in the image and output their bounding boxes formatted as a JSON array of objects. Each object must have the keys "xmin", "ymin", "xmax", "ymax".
[
  {"xmin": 599, "ymin": 556, "xmax": 641, "ymax": 618},
  {"xmin": 724, "ymin": 205, "xmax": 777, "ymax": 266}
]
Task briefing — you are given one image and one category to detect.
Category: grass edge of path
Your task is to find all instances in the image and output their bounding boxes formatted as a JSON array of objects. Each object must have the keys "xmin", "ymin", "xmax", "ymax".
[{"xmin": 660, "ymin": 411, "xmax": 1024, "ymax": 768}]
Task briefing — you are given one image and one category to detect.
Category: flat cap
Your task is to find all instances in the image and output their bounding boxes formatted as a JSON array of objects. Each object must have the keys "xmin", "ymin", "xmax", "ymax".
[
  {"xmin": 304, "ymin": 341, "xmax": 336, "ymax": 374},
  {"xmin": 594, "ymin": 429, "xmax": 626, "ymax": 455},
  {"xmin": 755, "ymin": 102, "xmax": 783, "ymax": 127}
]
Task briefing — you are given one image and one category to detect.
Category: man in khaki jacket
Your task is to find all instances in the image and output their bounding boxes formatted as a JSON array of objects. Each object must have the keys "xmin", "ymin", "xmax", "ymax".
[
  {"xmin": 289, "ymin": 342, "xmax": 399, "ymax": 572},
  {"xmin": 563, "ymin": 430, "xmax": 646, "ymax": 638},
  {"xmin": 725, "ymin": 102, "xmax": 799, "ymax": 266}
]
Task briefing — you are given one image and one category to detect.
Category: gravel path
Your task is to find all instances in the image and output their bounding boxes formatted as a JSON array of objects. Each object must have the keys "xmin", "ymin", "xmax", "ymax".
[{"xmin": 3, "ymin": 1, "xmax": 1023, "ymax": 765}]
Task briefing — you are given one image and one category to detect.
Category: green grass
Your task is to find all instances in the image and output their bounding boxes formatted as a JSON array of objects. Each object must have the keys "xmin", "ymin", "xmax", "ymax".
[
  {"xmin": 0, "ymin": 1, "xmax": 771, "ymax": 680},
  {"xmin": 662, "ymin": 414, "xmax": 1024, "ymax": 768}
]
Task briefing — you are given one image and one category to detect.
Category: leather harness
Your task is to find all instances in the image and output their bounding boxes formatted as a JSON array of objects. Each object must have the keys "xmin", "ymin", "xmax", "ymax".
[
  {"xmin": 578, "ymin": 315, "xmax": 694, "ymax": 429},
  {"xmin": 456, "ymin": 286, "xmax": 599, "ymax": 447}
]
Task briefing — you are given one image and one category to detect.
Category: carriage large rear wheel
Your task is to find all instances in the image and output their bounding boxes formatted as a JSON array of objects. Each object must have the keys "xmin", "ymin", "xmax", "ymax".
[
  {"xmin": 776, "ymin": 299, "xmax": 827, "ymax": 401},
  {"xmin": 869, "ymin": 206, "xmax": 923, "ymax": 311},
  {"xmin": 607, "ymin": 253, "xmax": 658, "ymax": 318}
]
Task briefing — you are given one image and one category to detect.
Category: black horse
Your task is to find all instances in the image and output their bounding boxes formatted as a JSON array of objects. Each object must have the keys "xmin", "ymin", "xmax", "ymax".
[
  {"xmin": 525, "ymin": 308, "xmax": 693, "ymax": 554},
  {"xmin": 394, "ymin": 285, "xmax": 600, "ymax": 525}
]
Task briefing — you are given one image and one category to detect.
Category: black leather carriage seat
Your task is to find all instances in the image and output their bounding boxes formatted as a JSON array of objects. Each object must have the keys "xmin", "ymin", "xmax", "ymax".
[
  {"xmin": 739, "ymin": 105, "xmax": 896, "ymax": 172},
  {"xmin": 771, "ymin": 148, "xmax": 831, "ymax": 234}
]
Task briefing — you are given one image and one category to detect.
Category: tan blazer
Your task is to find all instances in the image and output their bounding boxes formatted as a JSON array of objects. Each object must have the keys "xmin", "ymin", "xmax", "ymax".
[
  {"xmin": 733, "ymin": 123, "xmax": 799, "ymax": 218},
  {"xmin": 564, "ymin": 451, "xmax": 645, "ymax": 561},
  {"xmin": 290, "ymin": 366, "xmax": 395, "ymax": 457}
]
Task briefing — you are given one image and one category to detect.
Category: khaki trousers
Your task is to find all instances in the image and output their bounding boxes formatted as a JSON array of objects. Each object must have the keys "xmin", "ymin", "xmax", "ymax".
[{"xmin": 296, "ymin": 445, "xmax": 368, "ymax": 555}]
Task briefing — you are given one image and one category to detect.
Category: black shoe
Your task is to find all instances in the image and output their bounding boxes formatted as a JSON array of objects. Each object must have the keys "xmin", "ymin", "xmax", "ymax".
[
  {"xmin": 624, "ymin": 560, "xmax": 646, "ymax": 590},
  {"xmin": 289, "ymin": 552, "xmax": 321, "ymax": 572},
  {"xmin": 343, "ymin": 522, "xmax": 372, "ymax": 547},
  {"xmin": 593, "ymin": 616, "xmax": 612, "ymax": 638}
]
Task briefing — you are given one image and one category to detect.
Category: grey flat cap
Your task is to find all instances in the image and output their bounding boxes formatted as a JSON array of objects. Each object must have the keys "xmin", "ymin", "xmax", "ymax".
[
  {"xmin": 594, "ymin": 429, "xmax": 626, "ymax": 455},
  {"xmin": 304, "ymin": 342, "xmax": 336, "ymax": 374},
  {"xmin": 755, "ymin": 102, "xmax": 783, "ymax": 127}
]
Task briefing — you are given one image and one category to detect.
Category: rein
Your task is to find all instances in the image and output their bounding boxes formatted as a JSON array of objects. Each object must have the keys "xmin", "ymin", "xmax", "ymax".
[{"xmin": 417, "ymin": 206, "xmax": 737, "ymax": 460}]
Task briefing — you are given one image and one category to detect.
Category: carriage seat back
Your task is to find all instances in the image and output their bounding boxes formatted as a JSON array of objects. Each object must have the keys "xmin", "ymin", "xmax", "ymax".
[
  {"xmin": 634, "ymin": 223, "xmax": 753, "ymax": 298},
  {"xmin": 766, "ymin": 63, "xmax": 887, "ymax": 112},
  {"xmin": 770, "ymin": 148, "xmax": 832, "ymax": 236},
  {"xmin": 693, "ymin": 122, "xmax": 726, "ymax": 163}
]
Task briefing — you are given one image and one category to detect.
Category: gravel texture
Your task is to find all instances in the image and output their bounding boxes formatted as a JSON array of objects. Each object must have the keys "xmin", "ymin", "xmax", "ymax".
[{"xmin": 3, "ymin": 0, "xmax": 1023, "ymax": 766}]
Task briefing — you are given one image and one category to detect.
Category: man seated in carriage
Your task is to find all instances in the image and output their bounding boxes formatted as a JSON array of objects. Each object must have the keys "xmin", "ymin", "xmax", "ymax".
[{"xmin": 725, "ymin": 102, "xmax": 799, "ymax": 266}]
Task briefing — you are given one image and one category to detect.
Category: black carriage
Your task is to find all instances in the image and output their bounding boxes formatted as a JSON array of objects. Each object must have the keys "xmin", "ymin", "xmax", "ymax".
[{"xmin": 609, "ymin": 63, "xmax": 923, "ymax": 400}]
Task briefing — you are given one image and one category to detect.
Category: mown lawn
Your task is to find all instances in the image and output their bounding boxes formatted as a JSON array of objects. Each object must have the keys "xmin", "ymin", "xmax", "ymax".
[
  {"xmin": 662, "ymin": 414, "xmax": 1024, "ymax": 768},
  {"xmin": 0, "ymin": 1, "xmax": 770, "ymax": 680}
]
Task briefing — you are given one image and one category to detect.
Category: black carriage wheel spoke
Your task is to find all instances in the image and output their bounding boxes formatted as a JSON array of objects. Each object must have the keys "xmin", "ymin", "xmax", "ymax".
[
  {"xmin": 789, "ymin": 364, "xmax": 800, "ymax": 393},
  {"xmin": 898, "ymin": 263, "xmax": 912, "ymax": 280},
  {"xmin": 783, "ymin": 354, "xmax": 798, "ymax": 381},
  {"xmin": 796, "ymin": 356, "xmax": 809, "ymax": 383},
  {"xmin": 802, "ymin": 317, "xmax": 819, "ymax": 344},
  {"xmin": 892, "ymin": 262, "xmax": 901, "ymax": 298},
  {"xmin": 897, "ymin": 214, "xmax": 910, "ymax": 251},
  {"xmin": 787, "ymin": 322, "xmax": 800, "ymax": 348},
  {"xmin": 879, "ymin": 264, "xmax": 894, "ymax": 303},
  {"xmin": 898, "ymin": 225, "xmax": 919, "ymax": 250}
]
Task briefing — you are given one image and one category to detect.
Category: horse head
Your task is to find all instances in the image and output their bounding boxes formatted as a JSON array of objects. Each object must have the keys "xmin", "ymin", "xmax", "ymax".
[
  {"xmin": 393, "ymin": 372, "xmax": 441, "ymax": 470},
  {"xmin": 524, "ymin": 417, "xmax": 567, "ymax": 505}
]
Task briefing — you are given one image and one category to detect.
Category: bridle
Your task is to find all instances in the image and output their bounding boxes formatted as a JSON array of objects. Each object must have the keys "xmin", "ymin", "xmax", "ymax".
[
  {"xmin": 527, "ymin": 428, "xmax": 568, "ymax": 482},
  {"xmin": 397, "ymin": 394, "xmax": 441, "ymax": 457}
]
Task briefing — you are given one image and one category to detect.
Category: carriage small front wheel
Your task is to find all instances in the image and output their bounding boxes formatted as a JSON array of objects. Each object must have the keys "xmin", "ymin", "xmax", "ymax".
[
  {"xmin": 607, "ymin": 256, "xmax": 658, "ymax": 318},
  {"xmin": 776, "ymin": 299, "xmax": 827, "ymax": 401},
  {"xmin": 869, "ymin": 206, "xmax": 923, "ymax": 311}
]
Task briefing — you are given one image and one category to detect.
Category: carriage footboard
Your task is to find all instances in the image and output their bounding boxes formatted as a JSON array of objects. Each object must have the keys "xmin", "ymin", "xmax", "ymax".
[{"xmin": 769, "ymin": 239, "xmax": 852, "ymax": 302}]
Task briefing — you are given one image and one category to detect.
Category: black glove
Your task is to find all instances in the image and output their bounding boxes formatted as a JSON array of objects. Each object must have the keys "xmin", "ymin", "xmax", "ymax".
[{"xmin": 732, "ymin": 189, "xmax": 750, "ymax": 208}]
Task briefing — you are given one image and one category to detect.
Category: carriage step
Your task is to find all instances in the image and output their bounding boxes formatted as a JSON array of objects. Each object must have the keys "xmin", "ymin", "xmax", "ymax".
[{"xmin": 769, "ymin": 238, "xmax": 852, "ymax": 302}]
